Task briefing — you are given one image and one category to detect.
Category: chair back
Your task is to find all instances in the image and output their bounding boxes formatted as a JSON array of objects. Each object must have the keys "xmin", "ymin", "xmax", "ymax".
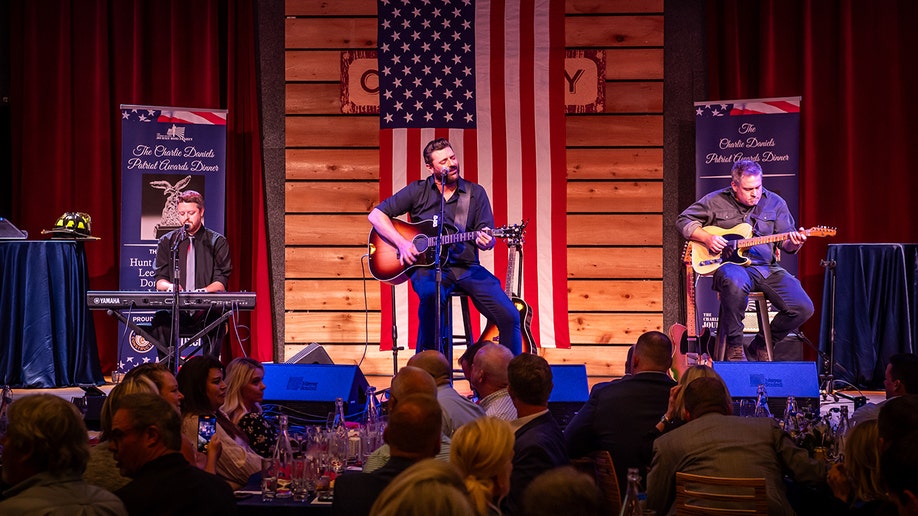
[
  {"xmin": 570, "ymin": 450, "xmax": 621, "ymax": 515},
  {"xmin": 674, "ymin": 472, "xmax": 767, "ymax": 515}
]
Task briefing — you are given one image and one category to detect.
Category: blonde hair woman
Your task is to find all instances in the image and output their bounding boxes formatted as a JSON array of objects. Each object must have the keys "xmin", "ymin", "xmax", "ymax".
[
  {"xmin": 828, "ymin": 420, "xmax": 893, "ymax": 512},
  {"xmin": 370, "ymin": 459, "xmax": 472, "ymax": 516},
  {"xmin": 222, "ymin": 357, "xmax": 276, "ymax": 457},
  {"xmin": 450, "ymin": 416, "xmax": 515, "ymax": 515},
  {"xmin": 656, "ymin": 364, "xmax": 731, "ymax": 433}
]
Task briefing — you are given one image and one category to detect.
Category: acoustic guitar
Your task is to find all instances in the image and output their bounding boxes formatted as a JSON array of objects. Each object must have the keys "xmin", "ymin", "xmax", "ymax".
[
  {"xmin": 669, "ymin": 243, "xmax": 714, "ymax": 380},
  {"xmin": 690, "ymin": 223, "xmax": 837, "ymax": 275},
  {"xmin": 367, "ymin": 218, "xmax": 521, "ymax": 285},
  {"xmin": 479, "ymin": 221, "xmax": 538, "ymax": 354}
]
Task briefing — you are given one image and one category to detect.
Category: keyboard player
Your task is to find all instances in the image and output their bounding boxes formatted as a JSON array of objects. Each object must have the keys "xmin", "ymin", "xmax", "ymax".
[{"xmin": 152, "ymin": 190, "xmax": 231, "ymax": 359}]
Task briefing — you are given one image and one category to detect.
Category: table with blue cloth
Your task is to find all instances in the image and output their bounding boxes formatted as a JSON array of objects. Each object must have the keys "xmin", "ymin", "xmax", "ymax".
[
  {"xmin": 0, "ymin": 240, "xmax": 103, "ymax": 387},
  {"xmin": 235, "ymin": 473, "xmax": 333, "ymax": 515},
  {"xmin": 819, "ymin": 243, "xmax": 918, "ymax": 390}
]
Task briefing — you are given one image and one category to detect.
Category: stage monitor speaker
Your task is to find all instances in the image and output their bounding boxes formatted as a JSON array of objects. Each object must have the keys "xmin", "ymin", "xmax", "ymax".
[
  {"xmin": 262, "ymin": 363, "xmax": 369, "ymax": 421},
  {"xmin": 286, "ymin": 342, "xmax": 334, "ymax": 365},
  {"xmin": 714, "ymin": 361, "xmax": 820, "ymax": 415},
  {"xmin": 547, "ymin": 364, "xmax": 589, "ymax": 429}
]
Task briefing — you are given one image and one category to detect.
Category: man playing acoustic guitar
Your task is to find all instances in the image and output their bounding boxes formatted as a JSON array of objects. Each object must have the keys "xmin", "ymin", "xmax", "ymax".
[
  {"xmin": 675, "ymin": 160, "xmax": 814, "ymax": 361},
  {"xmin": 368, "ymin": 138, "xmax": 522, "ymax": 355}
]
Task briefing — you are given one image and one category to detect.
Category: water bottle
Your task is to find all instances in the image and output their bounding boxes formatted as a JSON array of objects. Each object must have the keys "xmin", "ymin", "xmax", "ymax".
[
  {"xmin": 273, "ymin": 414, "xmax": 294, "ymax": 498},
  {"xmin": 754, "ymin": 384, "xmax": 771, "ymax": 418},
  {"xmin": 619, "ymin": 467, "xmax": 641, "ymax": 516},
  {"xmin": 834, "ymin": 405, "xmax": 849, "ymax": 461},
  {"xmin": 330, "ymin": 397, "xmax": 349, "ymax": 473},
  {"xmin": 782, "ymin": 395, "xmax": 799, "ymax": 434}
]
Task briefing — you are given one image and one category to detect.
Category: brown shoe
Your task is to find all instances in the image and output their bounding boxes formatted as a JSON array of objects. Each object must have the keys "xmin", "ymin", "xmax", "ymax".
[{"xmin": 727, "ymin": 344, "xmax": 746, "ymax": 362}]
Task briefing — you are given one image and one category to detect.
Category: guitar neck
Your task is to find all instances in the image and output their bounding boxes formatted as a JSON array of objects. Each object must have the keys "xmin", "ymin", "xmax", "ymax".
[
  {"xmin": 425, "ymin": 229, "xmax": 481, "ymax": 247},
  {"xmin": 505, "ymin": 245, "xmax": 518, "ymax": 297},
  {"xmin": 684, "ymin": 261, "xmax": 698, "ymax": 336},
  {"xmin": 737, "ymin": 229, "xmax": 808, "ymax": 249}
]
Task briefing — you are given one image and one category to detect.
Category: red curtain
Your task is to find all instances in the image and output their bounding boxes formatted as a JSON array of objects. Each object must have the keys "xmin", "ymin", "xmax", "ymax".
[
  {"xmin": 8, "ymin": 0, "xmax": 273, "ymax": 370},
  {"xmin": 705, "ymin": 0, "xmax": 918, "ymax": 343}
]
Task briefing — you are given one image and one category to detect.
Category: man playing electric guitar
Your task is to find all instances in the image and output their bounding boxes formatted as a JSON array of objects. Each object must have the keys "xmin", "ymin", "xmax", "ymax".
[
  {"xmin": 675, "ymin": 160, "xmax": 814, "ymax": 361},
  {"xmin": 368, "ymin": 138, "xmax": 522, "ymax": 355}
]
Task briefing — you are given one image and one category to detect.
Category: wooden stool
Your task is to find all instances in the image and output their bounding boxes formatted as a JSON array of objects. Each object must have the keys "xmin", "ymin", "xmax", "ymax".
[{"xmin": 714, "ymin": 292, "xmax": 774, "ymax": 361}]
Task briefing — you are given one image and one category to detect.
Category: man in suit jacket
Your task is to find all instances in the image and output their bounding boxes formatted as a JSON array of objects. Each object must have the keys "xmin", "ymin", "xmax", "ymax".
[
  {"xmin": 564, "ymin": 331, "xmax": 676, "ymax": 495},
  {"xmin": 332, "ymin": 393, "xmax": 443, "ymax": 515},
  {"xmin": 646, "ymin": 377, "xmax": 827, "ymax": 515},
  {"xmin": 503, "ymin": 353, "xmax": 569, "ymax": 515}
]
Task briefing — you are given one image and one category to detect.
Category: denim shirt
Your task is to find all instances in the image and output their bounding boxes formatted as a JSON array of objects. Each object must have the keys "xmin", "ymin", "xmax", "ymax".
[{"xmin": 675, "ymin": 186, "xmax": 798, "ymax": 267}]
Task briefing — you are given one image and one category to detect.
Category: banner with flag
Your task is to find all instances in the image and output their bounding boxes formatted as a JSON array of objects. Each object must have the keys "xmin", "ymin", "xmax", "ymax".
[{"xmin": 376, "ymin": 0, "xmax": 569, "ymax": 350}]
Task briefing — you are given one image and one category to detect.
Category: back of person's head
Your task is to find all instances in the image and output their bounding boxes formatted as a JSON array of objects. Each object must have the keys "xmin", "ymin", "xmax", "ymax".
[
  {"xmin": 3, "ymin": 394, "xmax": 90, "ymax": 483},
  {"xmin": 674, "ymin": 365, "xmax": 731, "ymax": 418},
  {"xmin": 888, "ymin": 353, "xmax": 918, "ymax": 395},
  {"xmin": 176, "ymin": 355, "xmax": 224, "ymax": 415},
  {"xmin": 223, "ymin": 357, "xmax": 264, "ymax": 421},
  {"xmin": 880, "ymin": 430, "xmax": 918, "ymax": 515},
  {"xmin": 624, "ymin": 345, "xmax": 635, "ymax": 375},
  {"xmin": 522, "ymin": 466, "xmax": 604, "ymax": 516},
  {"xmin": 384, "ymin": 394, "xmax": 442, "ymax": 459},
  {"xmin": 843, "ymin": 419, "xmax": 886, "ymax": 504},
  {"xmin": 407, "ymin": 350, "xmax": 451, "ymax": 385},
  {"xmin": 508, "ymin": 353, "xmax": 553, "ymax": 407},
  {"xmin": 683, "ymin": 376, "xmax": 732, "ymax": 419},
  {"xmin": 878, "ymin": 394, "xmax": 918, "ymax": 451},
  {"xmin": 117, "ymin": 393, "xmax": 184, "ymax": 452},
  {"xmin": 472, "ymin": 343, "xmax": 513, "ymax": 391},
  {"xmin": 99, "ymin": 375, "xmax": 158, "ymax": 440},
  {"xmin": 123, "ymin": 362, "xmax": 170, "ymax": 389},
  {"xmin": 390, "ymin": 365, "xmax": 438, "ymax": 405},
  {"xmin": 459, "ymin": 341, "xmax": 488, "ymax": 374},
  {"xmin": 370, "ymin": 458, "xmax": 471, "ymax": 516},
  {"xmin": 450, "ymin": 416, "xmax": 515, "ymax": 514},
  {"xmin": 632, "ymin": 331, "xmax": 673, "ymax": 372}
]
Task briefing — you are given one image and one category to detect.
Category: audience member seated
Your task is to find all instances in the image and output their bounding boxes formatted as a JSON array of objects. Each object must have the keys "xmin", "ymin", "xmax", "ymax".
[
  {"xmin": 222, "ymin": 357, "xmax": 277, "ymax": 457},
  {"xmin": 0, "ymin": 394, "xmax": 127, "ymax": 515},
  {"xmin": 409, "ymin": 350, "xmax": 485, "ymax": 437},
  {"xmin": 877, "ymin": 394, "xmax": 918, "ymax": 453},
  {"xmin": 370, "ymin": 458, "xmax": 472, "ymax": 516},
  {"xmin": 651, "ymin": 364, "xmax": 730, "ymax": 435},
  {"xmin": 176, "ymin": 355, "xmax": 261, "ymax": 489},
  {"xmin": 362, "ymin": 365, "xmax": 452, "ymax": 472},
  {"xmin": 851, "ymin": 352, "xmax": 918, "ymax": 427},
  {"xmin": 564, "ymin": 331, "xmax": 676, "ymax": 494},
  {"xmin": 646, "ymin": 377, "xmax": 826, "ymax": 515},
  {"xmin": 333, "ymin": 394, "xmax": 443, "ymax": 516},
  {"xmin": 503, "ymin": 353, "xmax": 569, "ymax": 515},
  {"xmin": 84, "ymin": 376, "xmax": 159, "ymax": 493},
  {"xmin": 110, "ymin": 393, "xmax": 237, "ymax": 515},
  {"xmin": 122, "ymin": 362, "xmax": 198, "ymax": 465},
  {"xmin": 825, "ymin": 419, "xmax": 896, "ymax": 515},
  {"xmin": 521, "ymin": 466, "xmax": 604, "ymax": 516},
  {"xmin": 459, "ymin": 340, "xmax": 489, "ymax": 395},
  {"xmin": 880, "ymin": 429, "xmax": 918, "ymax": 516},
  {"xmin": 470, "ymin": 343, "xmax": 517, "ymax": 420},
  {"xmin": 450, "ymin": 416, "xmax": 515, "ymax": 515}
]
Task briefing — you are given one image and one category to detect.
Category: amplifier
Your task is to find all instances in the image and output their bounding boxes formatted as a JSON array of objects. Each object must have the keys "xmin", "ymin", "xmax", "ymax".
[{"xmin": 714, "ymin": 361, "xmax": 820, "ymax": 415}]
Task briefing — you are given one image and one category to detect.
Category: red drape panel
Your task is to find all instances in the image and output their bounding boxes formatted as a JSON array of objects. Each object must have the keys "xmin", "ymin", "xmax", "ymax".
[
  {"xmin": 8, "ymin": 0, "xmax": 273, "ymax": 370},
  {"xmin": 705, "ymin": 0, "xmax": 918, "ymax": 345}
]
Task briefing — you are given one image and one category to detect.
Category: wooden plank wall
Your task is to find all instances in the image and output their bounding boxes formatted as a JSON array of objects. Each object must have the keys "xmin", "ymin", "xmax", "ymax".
[{"xmin": 283, "ymin": 0, "xmax": 664, "ymax": 391}]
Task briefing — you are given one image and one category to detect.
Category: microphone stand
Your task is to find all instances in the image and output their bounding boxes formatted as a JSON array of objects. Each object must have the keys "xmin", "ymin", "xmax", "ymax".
[
  {"xmin": 434, "ymin": 170, "xmax": 448, "ymax": 355},
  {"xmin": 169, "ymin": 227, "xmax": 186, "ymax": 375},
  {"xmin": 819, "ymin": 258, "xmax": 839, "ymax": 400}
]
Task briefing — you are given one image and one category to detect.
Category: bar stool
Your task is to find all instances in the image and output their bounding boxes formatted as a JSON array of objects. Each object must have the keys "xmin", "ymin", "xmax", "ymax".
[
  {"xmin": 714, "ymin": 291, "xmax": 774, "ymax": 361},
  {"xmin": 445, "ymin": 291, "xmax": 475, "ymax": 381}
]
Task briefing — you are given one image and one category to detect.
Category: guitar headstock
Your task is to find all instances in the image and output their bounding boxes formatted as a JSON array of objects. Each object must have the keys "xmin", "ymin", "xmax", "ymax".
[
  {"xmin": 805, "ymin": 226, "xmax": 837, "ymax": 238},
  {"xmin": 492, "ymin": 220, "xmax": 528, "ymax": 247}
]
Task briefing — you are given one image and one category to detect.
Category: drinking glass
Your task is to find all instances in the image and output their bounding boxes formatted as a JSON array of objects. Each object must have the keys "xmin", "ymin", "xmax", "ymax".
[{"xmin": 261, "ymin": 457, "xmax": 278, "ymax": 501}]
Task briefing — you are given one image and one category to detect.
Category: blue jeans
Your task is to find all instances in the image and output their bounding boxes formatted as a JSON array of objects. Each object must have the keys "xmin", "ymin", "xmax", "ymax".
[
  {"xmin": 410, "ymin": 264, "xmax": 522, "ymax": 355},
  {"xmin": 713, "ymin": 264, "xmax": 814, "ymax": 348}
]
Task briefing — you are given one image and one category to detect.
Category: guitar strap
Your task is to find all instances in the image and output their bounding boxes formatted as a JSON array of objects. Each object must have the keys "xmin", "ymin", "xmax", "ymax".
[{"xmin": 454, "ymin": 187, "xmax": 470, "ymax": 232}]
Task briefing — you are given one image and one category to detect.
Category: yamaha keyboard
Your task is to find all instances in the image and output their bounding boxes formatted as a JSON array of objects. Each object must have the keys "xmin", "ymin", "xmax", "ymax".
[{"xmin": 87, "ymin": 291, "xmax": 256, "ymax": 310}]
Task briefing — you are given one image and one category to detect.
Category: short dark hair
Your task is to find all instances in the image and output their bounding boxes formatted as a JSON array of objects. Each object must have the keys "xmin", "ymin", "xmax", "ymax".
[
  {"xmin": 423, "ymin": 138, "xmax": 452, "ymax": 165},
  {"xmin": 5, "ymin": 394, "xmax": 90, "ymax": 476},
  {"xmin": 117, "ymin": 393, "xmax": 183, "ymax": 451},
  {"xmin": 459, "ymin": 340, "xmax": 488, "ymax": 368},
  {"xmin": 878, "ymin": 394, "xmax": 918, "ymax": 448},
  {"xmin": 730, "ymin": 160, "xmax": 763, "ymax": 183},
  {"xmin": 683, "ymin": 377, "xmax": 732, "ymax": 418},
  {"xmin": 385, "ymin": 394, "xmax": 442, "ymax": 457},
  {"xmin": 508, "ymin": 354, "xmax": 553, "ymax": 406},
  {"xmin": 178, "ymin": 190, "xmax": 204, "ymax": 209},
  {"xmin": 633, "ymin": 331, "xmax": 673, "ymax": 371},
  {"xmin": 522, "ymin": 466, "xmax": 603, "ymax": 516},
  {"xmin": 888, "ymin": 353, "xmax": 918, "ymax": 394}
]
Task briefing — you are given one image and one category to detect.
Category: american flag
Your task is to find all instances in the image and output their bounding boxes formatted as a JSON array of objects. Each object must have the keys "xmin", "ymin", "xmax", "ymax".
[
  {"xmin": 695, "ymin": 98, "xmax": 801, "ymax": 118},
  {"xmin": 377, "ymin": 0, "xmax": 570, "ymax": 350}
]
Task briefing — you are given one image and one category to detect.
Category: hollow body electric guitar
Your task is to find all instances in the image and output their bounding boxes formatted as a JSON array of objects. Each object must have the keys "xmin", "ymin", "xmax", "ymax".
[
  {"xmin": 479, "ymin": 221, "xmax": 537, "ymax": 354},
  {"xmin": 690, "ymin": 223, "xmax": 837, "ymax": 275},
  {"xmin": 367, "ymin": 218, "xmax": 519, "ymax": 285},
  {"xmin": 669, "ymin": 243, "xmax": 714, "ymax": 380}
]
